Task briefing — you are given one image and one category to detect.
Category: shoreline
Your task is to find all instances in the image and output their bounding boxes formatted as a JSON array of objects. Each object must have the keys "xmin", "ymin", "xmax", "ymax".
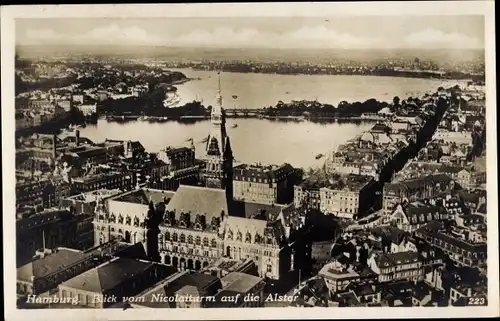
[
  {"xmin": 101, "ymin": 115, "xmax": 383, "ymax": 123},
  {"xmin": 178, "ymin": 67, "xmax": 482, "ymax": 82}
]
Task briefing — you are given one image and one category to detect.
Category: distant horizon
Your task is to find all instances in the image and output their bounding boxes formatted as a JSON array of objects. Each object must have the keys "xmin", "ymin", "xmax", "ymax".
[
  {"xmin": 16, "ymin": 16, "xmax": 485, "ymax": 50},
  {"xmin": 16, "ymin": 44, "xmax": 485, "ymax": 51}
]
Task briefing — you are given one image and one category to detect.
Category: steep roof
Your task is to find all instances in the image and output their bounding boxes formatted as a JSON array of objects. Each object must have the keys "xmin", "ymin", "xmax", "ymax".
[{"xmin": 166, "ymin": 185, "xmax": 229, "ymax": 219}]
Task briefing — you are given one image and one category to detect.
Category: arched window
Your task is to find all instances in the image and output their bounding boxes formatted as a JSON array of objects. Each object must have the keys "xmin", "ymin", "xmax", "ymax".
[
  {"xmin": 165, "ymin": 232, "xmax": 171, "ymax": 241},
  {"xmin": 180, "ymin": 234, "xmax": 186, "ymax": 243},
  {"xmin": 195, "ymin": 236, "xmax": 201, "ymax": 245},
  {"xmin": 187, "ymin": 235, "xmax": 193, "ymax": 244},
  {"xmin": 211, "ymin": 238, "xmax": 217, "ymax": 248},
  {"xmin": 173, "ymin": 233, "xmax": 178, "ymax": 242},
  {"xmin": 158, "ymin": 234, "xmax": 164, "ymax": 249},
  {"xmin": 203, "ymin": 237, "xmax": 209, "ymax": 247}
]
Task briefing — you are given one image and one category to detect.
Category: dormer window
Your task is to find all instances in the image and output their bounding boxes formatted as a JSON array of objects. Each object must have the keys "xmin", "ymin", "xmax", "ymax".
[
  {"xmin": 236, "ymin": 231, "xmax": 242, "ymax": 241},
  {"xmin": 245, "ymin": 232, "xmax": 252, "ymax": 243}
]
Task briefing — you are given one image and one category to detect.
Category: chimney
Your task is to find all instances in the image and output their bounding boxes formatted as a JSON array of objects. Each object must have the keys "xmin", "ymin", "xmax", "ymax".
[{"xmin": 75, "ymin": 130, "xmax": 80, "ymax": 146}]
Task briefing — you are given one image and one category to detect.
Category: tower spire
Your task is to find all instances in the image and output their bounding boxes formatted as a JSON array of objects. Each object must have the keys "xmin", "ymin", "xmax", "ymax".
[
  {"xmin": 214, "ymin": 71, "xmax": 223, "ymax": 113},
  {"xmin": 218, "ymin": 71, "xmax": 221, "ymax": 94}
]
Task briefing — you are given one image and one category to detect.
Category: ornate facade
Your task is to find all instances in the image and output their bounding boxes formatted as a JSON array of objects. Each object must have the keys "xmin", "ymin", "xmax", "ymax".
[
  {"xmin": 93, "ymin": 190, "xmax": 150, "ymax": 247},
  {"xmin": 155, "ymin": 185, "xmax": 303, "ymax": 280},
  {"xmin": 157, "ymin": 185, "xmax": 228, "ymax": 271}
]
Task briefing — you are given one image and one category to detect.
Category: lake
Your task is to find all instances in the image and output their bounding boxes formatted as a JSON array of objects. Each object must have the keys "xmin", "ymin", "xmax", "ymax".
[
  {"xmin": 169, "ymin": 68, "xmax": 458, "ymax": 108},
  {"xmin": 79, "ymin": 72, "xmax": 453, "ymax": 169},
  {"xmin": 77, "ymin": 119, "xmax": 373, "ymax": 169}
]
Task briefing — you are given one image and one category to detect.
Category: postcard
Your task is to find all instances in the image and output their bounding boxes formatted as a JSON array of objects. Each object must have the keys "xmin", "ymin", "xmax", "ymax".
[{"xmin": 2, "ymin": 2, "xmax": 498, "ymax": 320}]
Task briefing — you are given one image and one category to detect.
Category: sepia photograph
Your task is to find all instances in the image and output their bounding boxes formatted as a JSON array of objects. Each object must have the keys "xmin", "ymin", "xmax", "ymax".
[{"xmin": 2, "ymin": 2, "xmax": 498, "ymax": 320}]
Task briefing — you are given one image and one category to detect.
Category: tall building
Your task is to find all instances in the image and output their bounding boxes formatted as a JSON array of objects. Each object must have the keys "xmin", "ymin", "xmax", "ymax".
[
  {"xmin": 202, "ymin": 73, "xmax": 234, "ymax": 204},
  {"xmin": 233, "ymin": 163, "xmax": 302, "ymax": 205}
]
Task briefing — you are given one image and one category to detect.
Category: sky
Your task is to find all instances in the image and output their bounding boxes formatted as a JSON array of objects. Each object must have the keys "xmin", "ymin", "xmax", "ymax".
[{"xmin": 16, "ymin": 16, "xmax": 485, "ymax": 50}]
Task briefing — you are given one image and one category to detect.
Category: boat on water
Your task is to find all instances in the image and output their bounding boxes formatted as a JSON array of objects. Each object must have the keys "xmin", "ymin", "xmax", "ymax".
[
  {"xmin": 231, "ymin": 124, "xmax": 238, "ymax": 128},
  {"xmin": 315, "ymin": 153, "xmax": 324, "ymax": 160}
]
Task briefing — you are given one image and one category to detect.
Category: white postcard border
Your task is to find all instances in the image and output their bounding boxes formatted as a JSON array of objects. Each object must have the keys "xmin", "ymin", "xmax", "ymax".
[{"xmin": 2, "ymin": 2, "xmax": 498, "ymax": 320}]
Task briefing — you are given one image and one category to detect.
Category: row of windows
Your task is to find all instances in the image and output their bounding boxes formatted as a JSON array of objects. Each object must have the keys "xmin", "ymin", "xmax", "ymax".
[
  {"xmin": 160, "ymin": 233, "xmax": 218, "ymax": 248},
  {"xmin": 163, "ymin": 245, "xmax": 213, "ymax": 258}
]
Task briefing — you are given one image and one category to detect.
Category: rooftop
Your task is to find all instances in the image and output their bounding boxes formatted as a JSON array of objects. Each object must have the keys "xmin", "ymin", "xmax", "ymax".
[
  {"xmin": 114, "ymin": 188, "xmax": 175, "ymax": 205},
  {"xmin": 219, "ymin": 272, "xmax": 263, "ymax": 292},
  {"xmin": 65, "ymin": 189, "xmax": 123, "ymax": 202},
  {"xmin": 17, "ymin": 248, "xmax": 89, "ymax": 282},
  {"xmin": 375, "ymin": 251, "xmax": 422, "ymax": 268},
  {"xmin": 135, "ymin": 271, "xmax": 220, "ymax": 308},
  {"xmin": 59, "ymin": 257, "xmax": 156, "ymax": 293},
  {"xmin": 166, "ymin": 185, "xmax": 229, "ymax": 218}
]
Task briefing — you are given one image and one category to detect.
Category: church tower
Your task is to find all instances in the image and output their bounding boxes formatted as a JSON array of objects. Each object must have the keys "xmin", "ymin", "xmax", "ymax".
[{"xmin": 203, "ymin": 72, "xmax": 234, "ymax": 201}]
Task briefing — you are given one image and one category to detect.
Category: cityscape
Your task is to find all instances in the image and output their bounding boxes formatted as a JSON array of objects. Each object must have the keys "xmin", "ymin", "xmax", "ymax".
[{"xmin": 7, "ymin": 9, "xmax": 493, "ymax": 312}]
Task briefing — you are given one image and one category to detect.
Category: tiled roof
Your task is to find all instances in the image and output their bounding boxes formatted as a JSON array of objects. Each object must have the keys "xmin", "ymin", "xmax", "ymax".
[
  {"xmin": 59, "ymin": 257, "xmax": 154, "ymax": 293},
  {"xmin": 385, "ymin": 174, "xmax": 453, "ymax": 193},
  {"xmin": 375, "ymin": 251, "xmax": 421, "ymax": 268},
  {"xmin": 17, "ymin": 248, "xmax": 89, "ymax": 282},
  {"xmin": 240, "ymin": 202, "xmax": 291, "ymax": 220},
  {"xmin": 405, "ymin": 203, "xmax": 446, "ymax": 218},
  {"xmin": 166, "ymin": 185, "xmax": 229, "ymax": 219}
]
